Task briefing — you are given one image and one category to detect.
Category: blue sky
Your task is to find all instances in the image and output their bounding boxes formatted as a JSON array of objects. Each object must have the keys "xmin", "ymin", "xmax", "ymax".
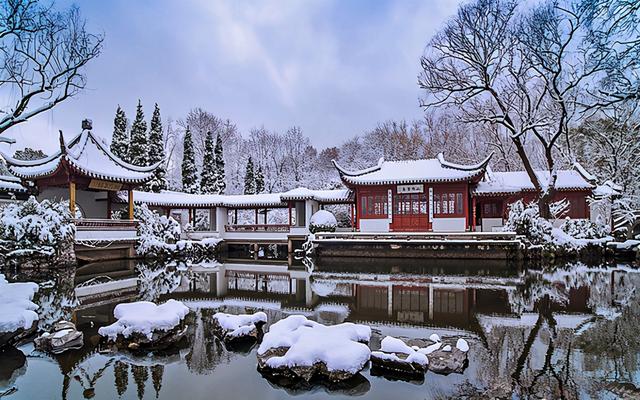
[{"xmin": 3, "ymin": 0, "xmax": 462, "ymax": 153}]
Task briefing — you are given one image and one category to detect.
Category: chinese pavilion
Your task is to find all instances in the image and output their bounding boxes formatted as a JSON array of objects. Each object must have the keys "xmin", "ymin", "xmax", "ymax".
[{"xmin": 2, "ymin": 121, "xmax": 160, "ymax": 239}]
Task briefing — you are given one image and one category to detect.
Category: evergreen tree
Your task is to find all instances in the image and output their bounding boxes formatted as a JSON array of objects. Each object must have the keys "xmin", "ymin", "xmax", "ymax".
[
  {"xmin": 199, "ymin": 132, "xmax": 217, "ymax": 194},
  {"xmin": 244, "ymin": 157, "xmax": 256, "ymax": 194},
  {"xmin": 214, "ymin": 133, "xmax": 226, "ymax": 194},
  {"xmin": 146, "ymin": 103, "xmax": 167, "ymax": 192},
  {"xmin": 181, "ymin": 127, "xmax": 198, "ymax": 194},
  {"xmin": 110, "ymin": 105, "xmax": 129, "ymax": 161},
  {"xmin": 255, "ymin": 164, "xmax": 265, "ymax": 194},
  {"xmin": 128, "ymin": 100, "xmax": 149, "ymax": 166}
]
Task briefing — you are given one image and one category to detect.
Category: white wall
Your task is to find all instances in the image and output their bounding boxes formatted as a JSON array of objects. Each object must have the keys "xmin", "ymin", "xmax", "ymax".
[
  {"xmin": 38, "ymin": 187, "xmax": 108, "ymax": 218},
  {"xmin": 432, "ymin": 217, "xmax": 466, "ymax": 232},
  {"xmin": 481, "ymin": 217, "xmax": 503, "ymax": 232},
  {"xmin": 359, "ymin": 218, "xmax": 390, "ymax": 232}
]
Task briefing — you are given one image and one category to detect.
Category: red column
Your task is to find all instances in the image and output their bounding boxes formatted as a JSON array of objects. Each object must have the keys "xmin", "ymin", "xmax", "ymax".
[
  {"xmin": 350, "ymin": 203, "xmax": 355, "ymax": 230},
  {"xmin": 471, "ymin": 196, "xmax": 477, "ymax": 232},
  {"xmin": 255, "ymin": 209, "xmax": 259, "ymax": 225},
  {"xmin": 288, "ymin": 202, "xmax": 292, "ymax": 226}
]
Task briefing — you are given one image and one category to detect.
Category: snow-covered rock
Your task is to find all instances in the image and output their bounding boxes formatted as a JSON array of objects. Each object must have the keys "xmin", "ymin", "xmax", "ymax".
[
  {"xmin": 0, "ymin": 275, "xmax": 39, "ymax": 347},
  {"xmin": 456, "ymin": 338, "xmax": 469, "ymax": 352},
  {"xmin": 257, "ymin": 315, "xmax": 371, "ymax": 382},
  {"xmin": 212, "ymin": 311, "xmax": 267, "ymax": 345},
  {"xmin": 98, "ymin": 299, "xmax": 190, "ymax": 350},
  {"xmin": 370, "ymin": 336, "xmax": 429, "ymax": 375},
  {"xmin": 34, "ymin": 320, "xmax": 83, "ymax": 354}
]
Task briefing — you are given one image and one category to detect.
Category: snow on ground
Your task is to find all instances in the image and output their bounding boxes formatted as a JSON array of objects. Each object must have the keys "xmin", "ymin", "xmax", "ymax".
[
  {"xmin": 372, "ymin": 336, "xmax": 428, "ymax": 366},
  {"xmin": 98, "ymin": 299, "xmax": 189, "ymax": 340},
  {"xmin": 213, "ymin": 311, "xmax": 267, "ymax": 338},
  {"xmin": 257, "ymin": 315, "xmax": 371, "ymax": 374},
  {"xmin": 0, "ymin": 274, "xmax": 39, "ymax": 333},
  {"xmin": 608, "ymin": 240, "xmax": 640, "ymax": 250}
]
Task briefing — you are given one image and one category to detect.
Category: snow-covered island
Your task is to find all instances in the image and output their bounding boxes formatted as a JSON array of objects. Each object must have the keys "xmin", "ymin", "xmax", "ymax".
[
  {"xmin": 98, "ymin": 299, "xmax": 190, "ymax": 350},
  {"xmin": 257, "ymin": 315, "xmax": 372, "ymax": 382},
  {"xmin": 370, "ymin": 335, "xmax": 470, "ymax": 378},
  {"xmin": 0, "ymin": 274, "xmax": 39, "ymax": 348},
  {"xmin": 212, "ymin": 311, "xmax": 267, "ymax": 345}
]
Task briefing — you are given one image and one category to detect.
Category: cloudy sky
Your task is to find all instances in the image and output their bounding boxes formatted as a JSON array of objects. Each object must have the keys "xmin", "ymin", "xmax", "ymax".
[{"xmin": 2, "ymin": 0, "xmax": 461, "ymax": 153}]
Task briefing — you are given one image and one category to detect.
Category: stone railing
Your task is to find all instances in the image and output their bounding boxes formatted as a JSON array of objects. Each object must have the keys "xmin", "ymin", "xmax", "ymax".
[{"xmin": 225, "ymin": 224, "xmax": 290, "ymax": 233}]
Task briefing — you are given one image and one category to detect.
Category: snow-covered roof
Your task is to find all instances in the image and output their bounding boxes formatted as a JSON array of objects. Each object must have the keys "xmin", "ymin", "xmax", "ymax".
[
  {"xmin": 0, "ymin": 174, "xmax": 27, "ymax": 193},
  {"xmin": 474, "ymin": 167, "xmax": 595, "ymax": 196},
  {"xmin": 332, "ymin": 153, "xmax": 492, "ymax": 186},
  {"xmin": 118, "ymin": 187, "xmax": 354, "ymax": 208},
  {"xmin": 2, "ymin": 130, "xmax": 159, "ymax": 184}
]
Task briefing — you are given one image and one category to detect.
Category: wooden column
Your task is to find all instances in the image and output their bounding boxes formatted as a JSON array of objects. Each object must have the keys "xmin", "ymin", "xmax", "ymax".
[
  {"xmin": 128, "ymin": 189, "xmax": 134, "ymax": 220},
  {"xmin": 350, "ymin": 204, "xmax": 355, "ymax": 230},
  {"xmin": 264, "ymin": 208, "xmax": 267, "ymax": 224},
  {"xmin": 106, "ymin": 193, "xmax": 112, "ymax": 219},
  {"xmin": 69, "ymin": 181, "xmax": 76, "ymax": 216},
  {"xmin": 288, "ymin": 202, "xmax": 292, "ymax": 226},
  {"xmin": 471, "ymin": 197, "xmax": 477, "ymax": 232},
  {"xmin": 255, "ymin": 208, "xmax": 259, "ymax": 224}
]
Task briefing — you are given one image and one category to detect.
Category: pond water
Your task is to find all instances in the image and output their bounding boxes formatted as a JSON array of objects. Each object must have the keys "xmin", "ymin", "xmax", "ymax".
[{"xmin": 1, "ymin": 257, "xmax": 639, "ymax": 399}]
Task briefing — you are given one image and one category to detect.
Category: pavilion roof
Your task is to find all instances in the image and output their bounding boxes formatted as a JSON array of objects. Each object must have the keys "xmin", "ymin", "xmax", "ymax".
[
  {"xmin": 2, "ymin": 130, "xmax": 159, "ymax": 184},
  {"xmin": 116, "ymin": 187, "xmax": 354, "ymax": 208},
  {"xmin": 473, "ymin": 164, "xmax": 595, "ymax": 196},
  {"xmin": 332, "ymin": 153, "xmax": 492, "ymax": 186}
]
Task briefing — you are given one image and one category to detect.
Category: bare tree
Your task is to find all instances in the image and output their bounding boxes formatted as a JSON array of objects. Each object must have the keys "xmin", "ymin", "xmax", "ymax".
[
  {"xmin": 0, "ymin": 0, "xmax": 103, "ymax": 141},
  {"xmin": 419, "ymin": 0, "xmax": 608, "ymax": 218}
]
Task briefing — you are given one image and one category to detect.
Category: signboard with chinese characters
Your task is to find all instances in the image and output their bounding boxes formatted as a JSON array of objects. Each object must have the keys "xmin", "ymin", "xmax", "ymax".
[
  {"xmin": 397, "ymin": 184, "xmax": 424, "ymax": 194},
  {"xmin": 89, "ymin": 179, "xmax": 122, "ymax": 191}
]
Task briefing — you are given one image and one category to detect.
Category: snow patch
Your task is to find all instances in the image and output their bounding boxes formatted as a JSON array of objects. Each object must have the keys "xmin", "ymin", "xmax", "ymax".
[{"xmin": 0, "ymin": 274, "xmax": 39, "ymax": 333}]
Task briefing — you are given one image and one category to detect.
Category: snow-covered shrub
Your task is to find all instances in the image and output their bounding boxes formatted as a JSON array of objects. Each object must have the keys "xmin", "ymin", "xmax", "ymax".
[
  {"xmin": 503, "ymin": 200, "xmax": 553, "ymax": 244},
  {"xmin": 0, "ymin": 196, "xmax": 75, "ymax": 261},
  {"xmin": 136, "ymin": 204, "xmax": 181, "ymax": 256},
  {"xmin": 309, "ymin": 210, "xmax": 337, "ymax": 234},
  {"xmin": 504, "ymin": 199, "xmax": 610, "ymax": 256},
  {"xmin": 560, "ymin": 218, "xmax": 610, "ymax": 239}
]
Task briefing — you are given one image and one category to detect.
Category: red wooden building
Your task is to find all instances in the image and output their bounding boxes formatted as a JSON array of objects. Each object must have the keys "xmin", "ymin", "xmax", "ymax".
[{"xmin": 333, "ymin": 154, "xmax": 595, "ymax": 233}]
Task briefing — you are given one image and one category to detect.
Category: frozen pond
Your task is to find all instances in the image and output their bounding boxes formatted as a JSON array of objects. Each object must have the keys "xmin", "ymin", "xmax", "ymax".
[{"xmin": 1, "ymin": 257, "xmax": 639, "ymax": 399}]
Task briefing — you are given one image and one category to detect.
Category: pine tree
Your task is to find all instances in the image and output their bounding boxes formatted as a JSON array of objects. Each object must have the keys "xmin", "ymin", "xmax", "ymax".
[
  {"xmin": 244, "ymin": 157, "xmax": 256, "ymax": 194},
  {"xmin": 255, "ymin": 164, "xmax": 265, "ymax": 194},
  {"xmin": 110, "ymin": 105, "xmax": 129, "ymax": 161},
  {"xmin": 214, "ymin": 133, "xmax": 226, "ymax": 194},
  {"xmin": 128, "ymin": 100, "xmax": 149, "ymax": 166},
  {"xmin": 199, "ymin": 132, "xmax": 217, "ymax": 194},
  {"xmin": 181, "ymin": 127, "xmax": 198, "ymax": 194},
  {"xmin": 146, "ymin": 103, "xmax": 167, "ymax": 192}
]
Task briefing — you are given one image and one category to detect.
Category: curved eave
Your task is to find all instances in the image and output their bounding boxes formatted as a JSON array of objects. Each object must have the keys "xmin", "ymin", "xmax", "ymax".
[
  {"xmin": 8, "ymin": 158, "xmax": 64, "ymax": 180},
  {"xmin": 66, "ymin": 160, "xmax": 154, "ymax": 184}
]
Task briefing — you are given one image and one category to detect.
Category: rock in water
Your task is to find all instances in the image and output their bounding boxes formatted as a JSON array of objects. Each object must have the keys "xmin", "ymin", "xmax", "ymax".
[
  {"xmin": 257, "ymin": 315, "xmax": 371, "ymax": 383},
  {"xmin": 370, "ymin": 336, "xmax": 429, "ymax": 378},
  {"xmin": 212, "ymin": 311, "xmax": 267, "ymax": 346},
  {"xmin": 34, "ymin": 320, "xmax": 84, "ymax": 354},
  {"xmin": 98, "ymin": 300, "xmax": 190, "ymax": 350},
  {"xmin": 427, "ymin": 346, "xmax": 468, "ymax": 375}
]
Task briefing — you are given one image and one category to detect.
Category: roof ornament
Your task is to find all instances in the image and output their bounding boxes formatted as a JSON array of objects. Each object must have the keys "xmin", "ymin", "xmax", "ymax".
[
  {"xmin": 437, "ymin": 152, "xmax": 494, "ymax": 171},
  {"xmin": 82, "ymin": 119, "xmax": 93, "ymax": 131},
  {"xmin": 58, "ymin": 130, "xmax": 67, "ymax": 155}
]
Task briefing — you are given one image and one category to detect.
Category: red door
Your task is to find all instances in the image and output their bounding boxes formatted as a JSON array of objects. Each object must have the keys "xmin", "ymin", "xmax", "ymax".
[{"xmin": 391, "ymin": 193, "xmax": 429, "ymax": 231}]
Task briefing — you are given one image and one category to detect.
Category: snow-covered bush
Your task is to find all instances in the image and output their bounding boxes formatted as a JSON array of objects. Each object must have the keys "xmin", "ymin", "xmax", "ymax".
[
  {"xmin": 309, "ymin": 210, "xmax": 337, "ymax": 234},
  {"xmin": 503, "ymin": 200, "xmax": 553, "ymax": 244},
  {"xmin": 136, "ymin": 204, "xmax": 181, "ymax": 256},
  {"xmin": 561, "ymin": 218, "xmax": 610, "ymax": 239},
  {"xmin": 504, "ymin": 199, "xmax": 610, "ymax": 255},
  {"xmin": 0, "ymin": 196, "xmax": 75, "ymax": 261}
]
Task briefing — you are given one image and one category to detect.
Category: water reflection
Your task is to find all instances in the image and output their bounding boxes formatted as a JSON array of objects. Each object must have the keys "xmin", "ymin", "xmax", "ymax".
[{"xmin": 0, "ymin": 257, "xmax": 638, "ymax": 399}]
